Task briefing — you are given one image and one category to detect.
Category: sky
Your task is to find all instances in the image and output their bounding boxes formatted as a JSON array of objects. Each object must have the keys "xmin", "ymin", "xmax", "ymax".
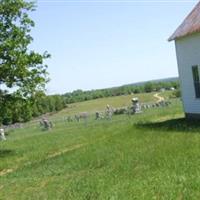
[{"xmin": 30, "ymin": 0, "xmax": 198, "ymax": 94}]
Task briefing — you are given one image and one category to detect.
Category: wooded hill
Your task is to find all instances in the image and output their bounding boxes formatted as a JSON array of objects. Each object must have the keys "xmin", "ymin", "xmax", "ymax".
[{"xmin": 63, "ymin": 77, "xmax": 179, "ymax": 103}]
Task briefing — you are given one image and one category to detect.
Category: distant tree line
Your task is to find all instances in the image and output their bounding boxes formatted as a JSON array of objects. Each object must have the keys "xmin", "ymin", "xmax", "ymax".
[{"xmin": 63, "ymin": 81, "xmax": 180, "ymax": 104}]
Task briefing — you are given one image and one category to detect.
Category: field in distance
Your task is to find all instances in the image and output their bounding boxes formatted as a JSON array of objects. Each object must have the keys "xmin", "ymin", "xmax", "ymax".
[{"xmin": 47, "ymin": 91, "xmax": 173, "ymax": 120}]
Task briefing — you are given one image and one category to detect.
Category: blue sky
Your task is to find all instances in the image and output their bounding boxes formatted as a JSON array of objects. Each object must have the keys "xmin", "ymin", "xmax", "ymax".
[{"xmin": 30, "ymin": 0, "xmax": 198, "ymax": 94}]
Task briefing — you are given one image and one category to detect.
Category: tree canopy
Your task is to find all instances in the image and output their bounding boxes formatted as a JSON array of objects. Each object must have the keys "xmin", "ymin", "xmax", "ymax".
[
  {"xmin": 0, "ymin": 0, "xmax": 50, "ymax": 97},
  {"xmin": 0, "ymin": 0, "xmax": 51, "ymax": 125}
]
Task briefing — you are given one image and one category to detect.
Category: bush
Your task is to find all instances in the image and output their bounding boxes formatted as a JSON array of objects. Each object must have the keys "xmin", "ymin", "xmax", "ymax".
[{"xmin": 171, "ymin": 89, "xmax": 181, "ymax": 98}]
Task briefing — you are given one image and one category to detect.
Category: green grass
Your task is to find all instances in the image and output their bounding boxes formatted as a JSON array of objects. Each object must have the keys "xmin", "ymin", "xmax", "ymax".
[{"xmin": 2, "ymin": 92, "xmax": 200, "ymax": 199}]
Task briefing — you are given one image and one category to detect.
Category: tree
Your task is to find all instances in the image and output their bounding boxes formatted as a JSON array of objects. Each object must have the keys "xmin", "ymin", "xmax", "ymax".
[
  {"xmin": 0, "ymin": 0, "xmax": 50, "ymax": 97},
  {"xmin": 144, "ymin": 82, "xmax": 153, "ymax": 93}
]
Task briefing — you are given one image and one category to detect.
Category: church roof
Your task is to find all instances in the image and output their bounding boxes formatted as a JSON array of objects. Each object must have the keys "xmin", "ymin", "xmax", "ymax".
[{"xmin": 169, "ymin": 2, "xmax": 200, "ymax": 41}]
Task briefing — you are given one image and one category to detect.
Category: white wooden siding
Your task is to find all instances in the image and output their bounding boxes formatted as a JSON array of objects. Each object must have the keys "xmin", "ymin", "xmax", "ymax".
[{"xmin": 175, "ymin": 32, "xmax": 200, "ymax": 114}]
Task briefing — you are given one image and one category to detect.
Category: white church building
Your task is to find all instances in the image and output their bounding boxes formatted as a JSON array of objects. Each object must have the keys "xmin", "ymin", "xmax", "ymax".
[{"xmin": 169, "ymin": 1, "xmax": 200, "ymax": 119}]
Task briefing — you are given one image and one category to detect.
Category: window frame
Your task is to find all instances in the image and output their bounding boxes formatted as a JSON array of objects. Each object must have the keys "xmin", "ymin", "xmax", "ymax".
[{"xmin": 192, "ymin": 65, "xmax": 200, "ymax": 99}]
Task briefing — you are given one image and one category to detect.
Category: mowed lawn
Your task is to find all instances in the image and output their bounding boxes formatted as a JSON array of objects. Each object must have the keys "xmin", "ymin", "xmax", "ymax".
[{"xmin": 1, "ymin": 94, "xmax": 200, "ymax": 199}]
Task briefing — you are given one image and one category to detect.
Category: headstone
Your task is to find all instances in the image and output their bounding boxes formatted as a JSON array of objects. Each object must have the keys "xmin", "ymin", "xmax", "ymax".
[
  {"xmin": 40, "ymin": 118, "xmax": 52, "ymax": 130},
  {"xmin": 105, "ymin": 105, "xmax": 113, "ymax": 120},
  {"xmin": 0, "ymin": 128, "xmax": 6, "ymax": 141},
  {"xmin": 131, "ymin": 98, "xmax": 141, "ymax": 113},
  {"xmin": 95, "ymin": 112, "xmax": 100, "ymax": 120}
]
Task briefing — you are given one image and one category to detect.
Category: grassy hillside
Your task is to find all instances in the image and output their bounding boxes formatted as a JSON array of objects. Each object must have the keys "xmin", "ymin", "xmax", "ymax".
[
  {"xmin": 48, "ymin": 91, "xmax": 173, "ymax": 120},
  {"xmin": 3, "ymin": 92, "xmax": 200, "ymax": 199}
]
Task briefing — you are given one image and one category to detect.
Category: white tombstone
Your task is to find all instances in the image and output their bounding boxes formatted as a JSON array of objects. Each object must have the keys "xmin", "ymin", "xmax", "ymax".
[
  {"xmin": 132, "ymin": 97, "xmax": 141, "ymax": 113},
  {"xmin": 106, "ymin": 105, "xmax": 113, "ymax": 120},
  {"xmin": 0, "ymin": 128, "xmax": 6, "ymax": 141}
]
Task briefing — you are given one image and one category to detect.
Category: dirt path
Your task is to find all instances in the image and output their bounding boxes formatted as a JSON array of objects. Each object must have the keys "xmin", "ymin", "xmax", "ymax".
[{"xmin": 154, "ymin": 93, "xmax": 165, "ymax": 103}]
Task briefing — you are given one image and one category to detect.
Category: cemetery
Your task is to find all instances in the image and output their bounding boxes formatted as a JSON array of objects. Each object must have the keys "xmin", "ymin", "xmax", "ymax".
[{"xmin": 1, "ymin": 0, "xmax": 200, "ymax": 199}]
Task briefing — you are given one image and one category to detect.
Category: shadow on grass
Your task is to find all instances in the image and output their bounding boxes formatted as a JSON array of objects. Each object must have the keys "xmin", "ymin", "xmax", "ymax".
[
  {"xmin": 135, "ymin": 117, "xmax": 200, "ymax": 132},
  {"xmin": 0, "ymin": 149, "xmax": 15, "ymax": 158}
]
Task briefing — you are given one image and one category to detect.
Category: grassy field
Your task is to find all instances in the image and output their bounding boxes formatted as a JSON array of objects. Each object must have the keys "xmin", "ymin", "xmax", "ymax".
[
  {"xmin": 44, "ymin": 91, "xmax": 173, "ymax": 120},
  {"xmin": 2, "ymin": 92, "xmax": 200, "ymax": 199}
]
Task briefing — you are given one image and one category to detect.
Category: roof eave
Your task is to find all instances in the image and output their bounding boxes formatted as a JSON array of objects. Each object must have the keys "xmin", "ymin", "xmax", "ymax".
[
  {"xmin": 168, "ymin": 36, "xmax": 175, "ymax": 42},
  {"xmin": 168, "ymin": 30, "xmax": 200, "ymax": 42}
]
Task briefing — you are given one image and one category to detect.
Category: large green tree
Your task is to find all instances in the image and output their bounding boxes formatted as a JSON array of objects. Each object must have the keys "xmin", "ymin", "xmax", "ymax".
[{"xmin": 0, "ymin": 0, "xmax": 50, "ymax": 97}]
